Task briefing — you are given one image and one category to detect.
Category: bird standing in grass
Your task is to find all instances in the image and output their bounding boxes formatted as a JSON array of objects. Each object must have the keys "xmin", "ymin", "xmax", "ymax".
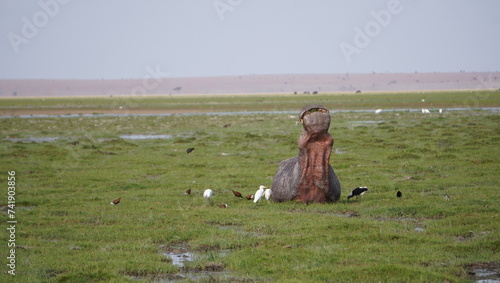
[
  {"xmin": 184, "ymin": 189, "xmax": 191, "ymax": 196},
  {"xmin": 232, "ymin": 190, "xmax": 243, "ymax": 198},
  {"xmin": 203, "ymin": 189, "xmax": 213, "ymax": 198},
  {"xmin": 110, "ymin": 198, "xmax": 121, "ymax": 205},
  {"xmin": 264, "ymin": 188, "xmax": 272, "ymax": 201},
  {"xmin": 245, "ymin": 194, "xmax": 254, "ymax": 200},
  {"xmin": 347, "ymin": 187, "xmax": 368, "ymax": 200},
  {"xmin": 396, "ymin": 190, "xmax": 402, "ymax": 198},
  {"xmin": 254, "ymin": 185, "xmax": 266, "ymax": 203},
  {"xmin": 203, "ymin": 189, "xmax": 213, "ymax": 204},
  {"xmin": 186, "ymin": 147, "xmax": 195, "ymax": 154},
  {"xmin": 217, "ymin": 204, "xmax": 228, "ymax": 208},
  {"xmin": 445, "ymin": 195, "xmax": 450, "ymax": 201}
]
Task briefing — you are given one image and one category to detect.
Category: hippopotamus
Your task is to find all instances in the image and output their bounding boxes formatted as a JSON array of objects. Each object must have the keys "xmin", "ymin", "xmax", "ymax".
[{"xmin": 271, "ymin": 105, "xmax": 341, "ymax": 203}]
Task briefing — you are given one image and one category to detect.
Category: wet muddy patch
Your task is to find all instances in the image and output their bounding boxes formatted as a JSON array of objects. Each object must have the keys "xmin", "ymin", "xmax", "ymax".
[
  {"xmin": 3, "ymin": 134, "xmax": 175, "ymax": 143},
  {"xmin": 348, "ymin": 120, "xmax": 385, "ymax": 125},
  {"xmin": 3, "ymin": 136, "xmax": 62, "ymax": 143},
  {"xmin": 466, "ymin": 262, "xmax": 500, "ymax": 282},
  {"xmin": 119, "ymin": 134, "xmax": 173, "ymax": 140},
  {"xmin": 157, "ymin": 243, "xmax": 234, "ymax": 281}
]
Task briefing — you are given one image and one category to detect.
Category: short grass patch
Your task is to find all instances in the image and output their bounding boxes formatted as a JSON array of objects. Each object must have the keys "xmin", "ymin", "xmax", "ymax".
[{"xmin": 0, "ymin": 92, "xmax": 498, "ymax": 281}]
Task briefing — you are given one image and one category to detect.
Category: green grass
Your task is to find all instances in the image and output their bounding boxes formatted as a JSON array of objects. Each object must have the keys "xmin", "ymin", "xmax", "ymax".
[
  {"xmin": 0, "ymin": 92, "xmax": 499, "ymax": 282},
  {"xmin": 1, "ymin": 90, "xmax": 499, "ymax": 113}
]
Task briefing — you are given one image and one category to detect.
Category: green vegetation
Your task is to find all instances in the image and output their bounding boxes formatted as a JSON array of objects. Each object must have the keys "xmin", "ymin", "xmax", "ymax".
[
  {"xmin": 0, "ymin": 92, "xmax": 499, "ymax": 282},
  {"xmin": 1, "ymin": 90, "xmax": 499, "ymax": 113}
]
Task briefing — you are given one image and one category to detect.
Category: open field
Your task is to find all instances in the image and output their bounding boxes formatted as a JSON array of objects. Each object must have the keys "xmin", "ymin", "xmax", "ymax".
[
  {"xmin": 0, "ymin": 92, "xmax": 499, "ymax": 282},
  {"xmin": 1, "ymin": 90, "xmax": 499, "ymax": 117}
]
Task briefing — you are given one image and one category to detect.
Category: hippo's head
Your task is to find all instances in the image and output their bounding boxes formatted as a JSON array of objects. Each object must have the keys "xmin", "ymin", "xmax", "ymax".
[{"xmin": 299, "ymin": 105, "xmax": 331, "ymax": 135}]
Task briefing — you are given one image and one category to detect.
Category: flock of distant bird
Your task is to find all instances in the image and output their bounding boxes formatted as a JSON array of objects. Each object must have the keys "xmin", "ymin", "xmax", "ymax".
[
  {"xmin": 188, "ymin": 185, "xmax": 271, "ymax": 208},
  {"xmin": 108, "ymin": 146, "xmax": 451, "ymax": 206},
  {"xmin": 110, "ymin": 186, "xmax": 451, "ymax": 206}
]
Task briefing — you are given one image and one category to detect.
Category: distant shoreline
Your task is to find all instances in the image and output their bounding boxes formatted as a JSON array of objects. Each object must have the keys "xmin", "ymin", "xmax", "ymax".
[{"xmin": 1, "ymin": 72, "xmax": 499, "ymax": 97}]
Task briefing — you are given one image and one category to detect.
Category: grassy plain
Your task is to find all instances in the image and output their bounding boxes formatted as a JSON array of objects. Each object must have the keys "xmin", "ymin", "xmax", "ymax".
[
  {"xmin": 1, "ymin": 90, "xmax": 499, "ymax": 115},
  {"xmin": 0, "ymin": 91, "xmax": 499, "ymax": 282}
]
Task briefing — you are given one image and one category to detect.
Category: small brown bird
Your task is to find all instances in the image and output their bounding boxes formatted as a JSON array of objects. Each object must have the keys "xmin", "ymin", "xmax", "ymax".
[
  {"xmin": 217, "ymin": 204, "xmax": 228, "ymax": 208},
  {"xmin": 184, "ymin": 189, "xmax": 191, "ymax": 196},
  {"xmin": 186, "ymin": 147, "xmax": 195, "ymax": 154},
  {"xmin": 223, "ymin": 124, "xmax": 231, "ymax": 128},
  {"xmin": 232, "ymin": 190, "xmax": 243, "ymax": 198},
  {"xmin": 110, "ymin": 198, "xmax": 121, "ymax": 205},
  {"xmin": 245, "ymin": 194, "xmax": 254, "ymax": 200}
]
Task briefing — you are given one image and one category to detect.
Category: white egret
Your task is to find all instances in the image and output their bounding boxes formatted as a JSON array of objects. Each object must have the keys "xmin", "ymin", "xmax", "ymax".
[
  {"xmin": 264, "ymin": 188, "xmax": 272, "ymax": 201},
  {"xmin": 203, "ymin": 189, "xmax": 213, "ymax": 198},
  {"xmin": 203, "ymin": 189, "xmax": 213, "ymax": 204},
  {"xmin": 253, "ymin": 185, "xmax": 266, "ymax": 203}
]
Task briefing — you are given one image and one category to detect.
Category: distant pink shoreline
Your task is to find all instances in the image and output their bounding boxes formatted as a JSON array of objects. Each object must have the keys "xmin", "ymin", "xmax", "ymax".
[{"xmin": 1, "ymin": 72, "xmax": 499, "ymax": 97}]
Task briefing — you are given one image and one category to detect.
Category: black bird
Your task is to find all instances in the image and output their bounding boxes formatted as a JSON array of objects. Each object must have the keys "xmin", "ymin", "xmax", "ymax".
[
  {"xmin": 396, "ymin": 191, "xmax": 402, "ymax": 198},
  {"xmin": 186, "ymin": 147, "xmax": 195, "ymax": 154},
  {"xmin": 347, "ymin": 187, "xmax": 368, "ymax": 200},
  {"xmin": 184, "ymin": 189, "xmax": 191, "ymax": 196}
]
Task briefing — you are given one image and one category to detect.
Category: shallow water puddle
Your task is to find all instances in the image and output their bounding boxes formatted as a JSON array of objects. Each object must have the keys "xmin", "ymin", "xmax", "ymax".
[
  {"xmin": 3, "ymin": 134, "xmax": 174, "ymax": 143},
  {"xmin": 163, "ymin": 246, "xmax": 193, "ymax": 268},
  {"xmin": 3, "ymin": 136, "xmax": 62, "ymax": 143},
  {"xmin": 467, "ymin": 263, "xmax": 500, "ymax": 283},
  {"xmin": 157, "ymin": 244, "xmax": 233, "ymax": 282},
  {"xmin": 348, "ymin": 120, "xmax": 385, "ymax": 124},
  {"xmin": 119, "ymin": 134, "xmax": 173, "ymax": 140},
  {"xmin": 334, "ymin": 148, "xmax": 346, "ymax": 154},
  {"xmin": 2, "ymin": 107, "xmax": 499, "ymax": 119}
]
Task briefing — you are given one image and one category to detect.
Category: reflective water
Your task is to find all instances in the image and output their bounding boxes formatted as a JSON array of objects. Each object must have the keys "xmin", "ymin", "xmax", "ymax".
[
  {"xmin": 3, "ymin": 137, "xmax": 61, "ymax": 143},
  {"xmin": 163, "ymin": 248, "xmax": 193, "ymax": 268},
  {"xmin": 473, "ymin": 268, "xmax": 500, "ymax": 283},
  {"xmin": 1, "ymin": 107, "xmax": 499, "ymax": 119},
  {"xmin": 348, "ymin": 120, "xmax": 385, "ymax": 124},
  {"xmin": 3, "ymin": 134, "xmax": 175, "ymax": 143},
  {"xmin": 119, "ymin": 134, "xmax": 173, "ymax": 140}
]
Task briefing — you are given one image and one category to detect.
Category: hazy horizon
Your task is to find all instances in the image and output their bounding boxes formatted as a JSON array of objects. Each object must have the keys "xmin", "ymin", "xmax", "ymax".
[{"xmin": 1, "ymin": 0, "xmax": 499, "ymax": 80}]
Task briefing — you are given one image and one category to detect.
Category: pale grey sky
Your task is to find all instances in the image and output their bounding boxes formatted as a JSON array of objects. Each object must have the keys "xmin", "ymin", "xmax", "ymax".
[{"xmin": 1, "ymin": 0, "xmax": 499, "ymax": 79}]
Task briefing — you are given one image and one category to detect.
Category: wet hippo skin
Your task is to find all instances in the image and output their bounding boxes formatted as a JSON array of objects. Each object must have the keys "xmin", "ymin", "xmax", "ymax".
[{"xmin": 271, "ymin": 105, "xmax": 341, "ymax": 203}]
